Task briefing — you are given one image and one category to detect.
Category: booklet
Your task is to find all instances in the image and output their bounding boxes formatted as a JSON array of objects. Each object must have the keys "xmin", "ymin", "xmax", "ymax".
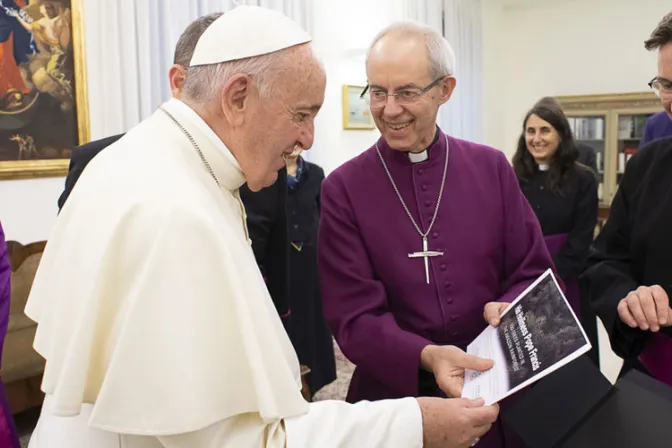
[{"xmin": 461, "ymin": 269, "xmax": 591, "ymax": 406}]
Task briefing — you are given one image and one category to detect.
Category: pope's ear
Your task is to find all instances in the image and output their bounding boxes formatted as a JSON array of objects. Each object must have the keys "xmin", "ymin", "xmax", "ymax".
[{"xmin": 221, "ymin": 74, "xmax": 252, "ymax": 126}]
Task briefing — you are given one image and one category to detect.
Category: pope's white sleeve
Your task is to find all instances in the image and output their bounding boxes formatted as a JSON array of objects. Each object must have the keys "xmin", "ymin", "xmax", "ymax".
[{"xmin": 284, "ymin": 397, "xmax": 423, "ymax": 448}]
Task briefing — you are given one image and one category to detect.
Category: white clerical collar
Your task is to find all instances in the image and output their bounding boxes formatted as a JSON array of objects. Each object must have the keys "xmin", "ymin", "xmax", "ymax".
[
  {"xmin": 166, "ymin": 98, "xmax": 244, "ymax": 188},
  {"xmin": 538, "ymin": 164, "xmax": 550, "ymax": 171},
  {"xmin": 408, "ymin": 150, "xmax": 429, "ymax": 164}
]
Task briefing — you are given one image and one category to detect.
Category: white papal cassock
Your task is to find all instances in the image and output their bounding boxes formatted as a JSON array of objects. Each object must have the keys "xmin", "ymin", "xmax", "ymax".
[{"xmin": 24, "ymin": 98, "xmax": 423, "ymax": 447}]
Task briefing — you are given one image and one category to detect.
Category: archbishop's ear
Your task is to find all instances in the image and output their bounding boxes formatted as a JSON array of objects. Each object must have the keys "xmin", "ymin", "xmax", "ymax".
[
  {"xmin": 220, "ymin": 74, "xmax": 253, "ymax": 126},
  {"xmin": 438, "ymin": 77, "xmax": 457, "ymax": 106}
]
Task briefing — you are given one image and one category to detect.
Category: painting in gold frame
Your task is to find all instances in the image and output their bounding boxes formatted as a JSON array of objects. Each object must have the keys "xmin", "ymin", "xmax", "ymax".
[
  {"xmin": 0, "ymin": 0, "xmax": 89, "ymax": 180},
  {"xmin": 342, "ymin": 84, "xmax": 375, "ymax": 130}
]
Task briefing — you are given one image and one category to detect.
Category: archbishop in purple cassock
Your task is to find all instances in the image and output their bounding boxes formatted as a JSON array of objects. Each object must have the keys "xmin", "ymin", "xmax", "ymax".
[{"xmin": 318, "ymin": 21, "xmax": 556, "ymax": 448}]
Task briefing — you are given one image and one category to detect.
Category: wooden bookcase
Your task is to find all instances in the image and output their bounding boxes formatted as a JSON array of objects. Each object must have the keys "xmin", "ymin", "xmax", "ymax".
[{"xmin": 556, "ymin": 92, "xmax": 662, "ymax": 207}]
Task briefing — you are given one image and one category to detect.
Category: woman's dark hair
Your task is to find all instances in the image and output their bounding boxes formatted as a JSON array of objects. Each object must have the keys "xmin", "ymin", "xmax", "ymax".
[{"xmin": 512, "ymin": 103, "xmax": 579, "ymax": 193}]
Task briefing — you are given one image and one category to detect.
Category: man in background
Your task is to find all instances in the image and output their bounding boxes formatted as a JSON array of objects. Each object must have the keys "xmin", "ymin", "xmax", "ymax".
[
  {"xmin": 581, "ymin": 11, "xmax": 672, "ymax": 385},
  {"xmin": 56, "ymin": 13, "xmax": 291, "ymax": 322}
]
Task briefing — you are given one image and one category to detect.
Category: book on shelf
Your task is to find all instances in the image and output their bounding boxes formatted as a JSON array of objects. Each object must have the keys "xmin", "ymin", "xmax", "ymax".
[
  {"xmin": 568, "ymin": 117, "xmax": 605, "ymax": 141},
  {"xmin": 618, "ymin": 115, "xmax": 650, "ymax": 140}
]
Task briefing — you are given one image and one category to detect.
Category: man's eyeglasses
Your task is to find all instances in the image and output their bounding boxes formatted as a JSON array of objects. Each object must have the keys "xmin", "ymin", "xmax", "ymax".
[
  {"xmin": 360, "ymin": 77, "xmax": 447, "ymax": 107},
  {"xmin": 648, "ymin": 77, "xmax": 672, "ymax": 98}
]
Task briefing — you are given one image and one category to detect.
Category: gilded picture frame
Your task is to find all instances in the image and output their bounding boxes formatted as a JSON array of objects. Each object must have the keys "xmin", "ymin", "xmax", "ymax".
[
  {"xmin": 0, "ymin": 0, "xmax": 89, "ymax": 180},
  {"xmin": 342, "ymin": 84, "xmax": 375, "ymax": 130}
]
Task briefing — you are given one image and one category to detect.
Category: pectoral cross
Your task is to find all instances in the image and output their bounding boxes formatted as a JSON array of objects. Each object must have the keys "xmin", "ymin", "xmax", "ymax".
[{"xmin": 408, "ymin": 237, "xmax": 444, "ymax": 284}]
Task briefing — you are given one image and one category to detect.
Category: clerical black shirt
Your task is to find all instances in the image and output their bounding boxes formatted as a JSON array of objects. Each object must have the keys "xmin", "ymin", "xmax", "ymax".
[
  {"xmin": 519, "ymin": 164, "xmax": 598, "ymax": 280},
  {"xmin": 580, "ymin": 136, "xmax": 672, "ymax": 360}
]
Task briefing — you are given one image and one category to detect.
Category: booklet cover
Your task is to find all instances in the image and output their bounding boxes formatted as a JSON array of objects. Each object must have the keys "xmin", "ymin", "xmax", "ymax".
[{"xmin": 461, "ymin": 269, "xmax": 591, "ymax": 406}]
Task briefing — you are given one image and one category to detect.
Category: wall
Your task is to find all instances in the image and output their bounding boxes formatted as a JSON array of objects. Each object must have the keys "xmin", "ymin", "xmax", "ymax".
[
  {"xmin": 483, "ymin": 0, "xmax": 670, "ymax": 158},
  {"xmin": 0, "ymin": 178, "xmax": 62, "ymax": 244},
  {"xmin": 309, "ymin": 0, "xmax": 409, "ymax": 174}
]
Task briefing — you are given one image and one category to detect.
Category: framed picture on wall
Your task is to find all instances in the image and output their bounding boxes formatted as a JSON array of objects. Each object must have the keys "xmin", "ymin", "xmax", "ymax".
[
  {"xmin": 0, "ymin": 0, "xmax": 89, "ymax": 180},
  {"xmin": 342, "ymin": 84, "xmax": 375, "ymax": 130}
]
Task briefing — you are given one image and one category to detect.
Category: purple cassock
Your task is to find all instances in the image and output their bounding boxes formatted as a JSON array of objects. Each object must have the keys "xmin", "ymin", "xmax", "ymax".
[
  {"xmin": 318, "ymin": 128, "xmax": 557, "ymax": 448},
  {"xmin": 0, "ymin": 223, "xmax": 20, "ymax": 448},
  {"xmin": 641, "ymin": 111, "xmax": 672, "ymax": 146}
]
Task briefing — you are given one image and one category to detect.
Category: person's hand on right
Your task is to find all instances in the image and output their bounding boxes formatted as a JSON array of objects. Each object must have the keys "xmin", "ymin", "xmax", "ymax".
[
  {"xmin": 417, "ymin": 397, "xmax": 499, "ymax": 448},
  {"xmin": 618, "ymin": 285, "xmax": 672, "ymax": 332}
]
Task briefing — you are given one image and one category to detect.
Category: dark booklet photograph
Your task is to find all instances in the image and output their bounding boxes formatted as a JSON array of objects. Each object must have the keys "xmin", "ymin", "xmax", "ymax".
[{"xmin": 462, "ymin": 269, "xmax": 591, "ymax": 405}]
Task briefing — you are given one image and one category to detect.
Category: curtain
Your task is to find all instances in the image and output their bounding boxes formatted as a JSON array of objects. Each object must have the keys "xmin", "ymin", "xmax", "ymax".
[
  {"xmin": 82, "ymin": 0, "xmax": 310, "ymax": 141},
  {"xmin": 404, "ymin": 0, "xmax": 483, "ymax": 143}
]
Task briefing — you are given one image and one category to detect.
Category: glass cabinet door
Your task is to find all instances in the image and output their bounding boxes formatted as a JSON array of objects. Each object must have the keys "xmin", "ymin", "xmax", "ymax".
[
  {"xmin": 615, "ymin": 113, "xmax": 654, "ymax": 184},
  {"xmin": 567, "ymin": 115, "xmax": 607, "ymax": 201}
]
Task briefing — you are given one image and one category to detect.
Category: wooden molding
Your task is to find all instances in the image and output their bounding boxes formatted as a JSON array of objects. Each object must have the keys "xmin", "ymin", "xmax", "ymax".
[{"xmin": 556, "ymin": 92, "xmax": 660, "ymax": 111}]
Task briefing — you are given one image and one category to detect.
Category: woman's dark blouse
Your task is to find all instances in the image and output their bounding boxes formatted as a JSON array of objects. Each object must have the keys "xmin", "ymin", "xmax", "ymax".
[{"xmin": 519, "ymin": 164, "xmax": 599, "ymax": 279}]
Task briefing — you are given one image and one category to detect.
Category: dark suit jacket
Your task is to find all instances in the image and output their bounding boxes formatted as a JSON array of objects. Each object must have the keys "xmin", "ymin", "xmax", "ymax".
[
  {"xmin": 576, "ymin": 142, "xmax": 598, "ymax": 174},
  {"xmin": 58, "ymin": 134, "xmax": 291, "ymax": 320}
]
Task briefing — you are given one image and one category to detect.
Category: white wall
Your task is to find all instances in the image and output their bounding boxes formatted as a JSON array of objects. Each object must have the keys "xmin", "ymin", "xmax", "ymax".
[
  {"xmin": 0, "ymin": 178, "xmax": 62, "ymax": 244},
  {"xmin": 483, "ymin": 0, "xmax": 670, "ymax": 158},
  {"xmin": 309, "ymin": 0, "xmax": 411, "ymax": 174}
]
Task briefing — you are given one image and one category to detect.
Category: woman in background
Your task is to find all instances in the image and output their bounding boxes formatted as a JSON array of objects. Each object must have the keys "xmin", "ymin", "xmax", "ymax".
[
  {"xmin": 0, "ymin": 222, "xmax": 20, "ymax": 448},
  {"xmin": 285, "ymin": 148, "xmax": 336, "ymax": 399},
  {"xmin": 512, "ymin": 102, "xmax": 600, "ymax": 364}
]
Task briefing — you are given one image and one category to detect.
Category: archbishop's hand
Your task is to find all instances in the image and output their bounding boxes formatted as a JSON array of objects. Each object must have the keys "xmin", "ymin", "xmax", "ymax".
[
  {"xmin": 417, "ymin": 397, "xmax": 499, "ymax": 448},
  {"xmin": 421, "ymin": 345, "xmax": 494, "ymax": 398},
  {"xmin": 483, "ymin": 302, "xmax": 511, "ymax": 327},
  {"xmin": 618, "ymin": 285, "xmax": 672, "ymax": 332}
]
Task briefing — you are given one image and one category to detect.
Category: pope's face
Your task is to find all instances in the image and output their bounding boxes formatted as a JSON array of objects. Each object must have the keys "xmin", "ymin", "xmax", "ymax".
[
  {"xmin": 244, "ymin": 46, "xmax": 325, "ymax": 191},
  {"xmin": 366, "ymin": 34, "xmax": 454, "ymax": 153},
  {"xmin": 658, "ymin": 42, "xmax": 672, "ymax": 120}
]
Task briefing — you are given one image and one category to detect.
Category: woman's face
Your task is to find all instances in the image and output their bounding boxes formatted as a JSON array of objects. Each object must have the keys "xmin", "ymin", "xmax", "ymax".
[{"xmin": 525, "ymin": 114, "xmax": 561, "ymax": 164}]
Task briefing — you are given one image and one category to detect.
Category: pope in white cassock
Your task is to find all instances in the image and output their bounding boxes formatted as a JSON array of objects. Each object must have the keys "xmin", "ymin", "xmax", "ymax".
[{"xmin": 25, "ymin": 6, "xmax": 499, "ymax": 448}]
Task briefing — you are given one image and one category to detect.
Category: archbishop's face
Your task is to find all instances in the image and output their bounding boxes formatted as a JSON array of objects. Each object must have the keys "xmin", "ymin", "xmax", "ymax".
[{"xmin": 246, "ymin": 45, "xmax": 325, "ymax": 191}]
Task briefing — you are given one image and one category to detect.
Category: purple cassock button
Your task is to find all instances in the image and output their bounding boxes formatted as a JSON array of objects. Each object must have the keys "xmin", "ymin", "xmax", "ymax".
[
  {"xmin": 444, "ymin": 281, "xmax": 452, "ymax": 288},
  {"xmin": 446, "ymin": 297, "xmax": 454, "ymax": 304},
  {"xmin": 425, "ymin": 200, "xmax": 432, "ymax": 207},
  {"xmin": 422, "ymin": 184, "xmax": 428, "ymax": 191},
  {"xmin": 418, "ymin": 168, "xmax": 424, "ymax": 175},
  {"xmin": 440, "ymin": 264, "xmax": 447, "ymax": 271},
  {"xmin": 432, "ymin": 232, "xmax": 439, "ymax": 238}
]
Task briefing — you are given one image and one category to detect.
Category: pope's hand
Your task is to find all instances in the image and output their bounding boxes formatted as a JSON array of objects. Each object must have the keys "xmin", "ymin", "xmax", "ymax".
[
  {"xmin": 618, "ymin": 285, "xmax": 672, "ymax": 332},
  {"xmin": 417, "ymin": 396, "xmax": 499, "ymax": 448},
  {"xmin": 421, "ymin": 345, "xmax": 494, "ymax": 398},
  {"xmin": 483, "ymin": 302, "xmax": 511, "ymax": 327}
]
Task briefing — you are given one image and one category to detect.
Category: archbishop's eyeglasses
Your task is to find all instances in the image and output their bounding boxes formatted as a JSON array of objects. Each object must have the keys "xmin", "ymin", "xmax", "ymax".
[
  {"xmin": 360, "ymin": 77, "xmax": 447, "ymax": 108},
  {"xmin": 648, "ymin": 77, "xmax": 672, "ymax": 98}
]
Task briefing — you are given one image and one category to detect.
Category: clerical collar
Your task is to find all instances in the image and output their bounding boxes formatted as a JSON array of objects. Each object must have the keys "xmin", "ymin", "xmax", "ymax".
[
  {"xmin": 408, "ymin": 151, "xmax": 428, "ymax": 163},
  {"xmin": 538, "ymin": 164, "xmax": 550, "ymax": 171},
  {"xmin": 407, "ymin": 127, "xmax": 440, "ymax": 164}
]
